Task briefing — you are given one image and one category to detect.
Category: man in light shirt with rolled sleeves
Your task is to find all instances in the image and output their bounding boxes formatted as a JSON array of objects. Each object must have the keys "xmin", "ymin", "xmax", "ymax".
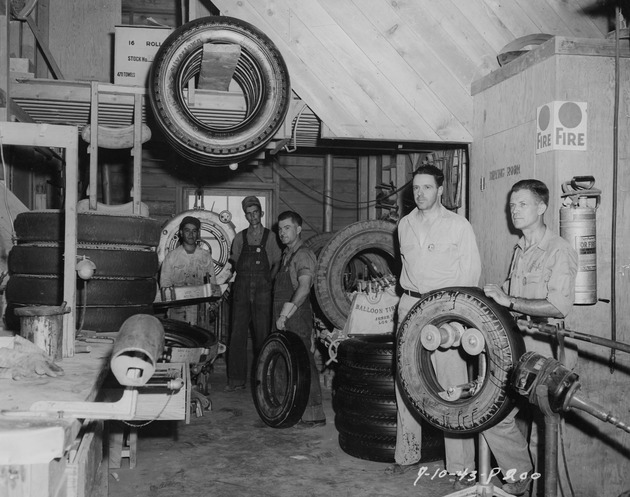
[{"xmin": 389, "ymin": 165, "xmax": 481, "ymax": 490}]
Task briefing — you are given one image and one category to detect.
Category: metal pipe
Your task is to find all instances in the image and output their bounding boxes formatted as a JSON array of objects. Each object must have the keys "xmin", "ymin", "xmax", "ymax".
[
  {"xmin": 324, "ymin": 154, "xmax": 333, "ymax": 232},
  {"xmin": 516, "ymin": 319, "xmax": 630, "ymax": 355},
  {"xmin": 609, "ymin": 6, "xmax": 622, "ymax": 373}
]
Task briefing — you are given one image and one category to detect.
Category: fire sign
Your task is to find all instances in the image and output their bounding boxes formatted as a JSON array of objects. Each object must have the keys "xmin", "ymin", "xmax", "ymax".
[{"xmin": 536, "ymin": 101, "xmax": 587, "ymax": 154}]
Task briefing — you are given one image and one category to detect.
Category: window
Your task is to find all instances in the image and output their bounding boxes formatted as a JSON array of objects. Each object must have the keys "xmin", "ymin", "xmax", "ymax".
[{"xmin": 183, "ymin": 188, "xmax": 274, "ymax": 233}]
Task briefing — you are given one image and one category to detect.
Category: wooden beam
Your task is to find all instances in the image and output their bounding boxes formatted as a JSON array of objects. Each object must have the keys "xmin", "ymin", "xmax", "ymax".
[{"xmin": 198, "ymin": 44, "xmax": 241, "ymax": 92}]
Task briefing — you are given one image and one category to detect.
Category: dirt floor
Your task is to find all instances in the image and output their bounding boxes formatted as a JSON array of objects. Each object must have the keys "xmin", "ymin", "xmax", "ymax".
[{"xmin": 107, "ymin": 355, "xmax": 467, "ymax": 497}]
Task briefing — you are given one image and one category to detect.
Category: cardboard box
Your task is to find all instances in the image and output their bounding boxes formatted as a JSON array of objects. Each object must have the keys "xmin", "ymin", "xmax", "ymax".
[
  {"xmin": 169, "ymin": 283, "xmax": 228, "ymax": 302},
  {"xmin": 114, "ymin": 25, "xmax": 173, "ymax": 86}
]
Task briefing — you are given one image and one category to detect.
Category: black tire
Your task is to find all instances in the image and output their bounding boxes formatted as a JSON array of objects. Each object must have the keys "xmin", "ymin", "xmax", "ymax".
[
  {"xmin": 334, "ymin": 365, "xmax": 395, "ymax": 395},
  {"xmin": 252, "ymin": 332, "xmax": 311, "ymax": 428},
  {"xmin": 157, "ymin": 210, "xmax": 236, "ymax": 284},
  {"xmin": 148, "ymin": 16, "xmax": 291, "ymax": 167},
  {"xmin": 315, "ymin": 220, "xmax": 398, "ymax": 330},
  {"xmin": 159, "ymin": 317, "xmax": 217, "ymax": 349},
  {"xmin": 338, "ymin": 432, "xmax": 395, "ymax": 463},
  {"xmin": 337, "ymin": 336, "xmax": 395, "ymax": 372},
  {"xmin": 333, "ymin": 384, "xmax": 397, "ymax": 416},
  {"xmin": 80, "ymin": 305, "xmax": 155, "ymax": 333},
  {"xmin": 6, "ymin": 275, "xmax": 157, "ymax": 306},
  {"xmin": 335, "ymin": 412, "xmax": 396, "ymax": 439},
  {"xmin": 8, "ymin": 245, "xmax": 158, "ymax": 278},
  {"xmin": 303, "ymin": 232, "xmax": 335, "ymax": 258},
  {"xmin": 13, "ymin": 211, "xmax": 161, "ymax": 247},
  {"xmin": 397, "ymin": 286, "xmax": 526, "ymax": 435}
]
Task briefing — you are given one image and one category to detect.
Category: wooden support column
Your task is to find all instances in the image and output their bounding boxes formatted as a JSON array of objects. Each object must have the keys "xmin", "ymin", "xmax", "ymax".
[
  {"xmin": 0, "ymin": 0, "xmax": 9, "ymax": 122},
  {"xmin": 132, "ymin": 93, "xmax": 142, "ymax": 215},
  {"xmin": 89, "ymin": 81, "xmax": 99, "ymax": 210},
  {"xmin": 396, "ymin": 154, "xmax": 408, "ymax": 217}
]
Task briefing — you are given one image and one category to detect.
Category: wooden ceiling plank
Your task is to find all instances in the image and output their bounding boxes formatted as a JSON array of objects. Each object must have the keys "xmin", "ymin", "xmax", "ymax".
[
  {"xmin": 213, "ymin": 0, "xmax": 374, "ymax": 139},
  {"xmin": 477, "ymin": 0, "xmax": 540, "ymax": 39},
  {"xmin": 290, "ymin": 1, "xmax": 437, "ymax": 140},
  {"xmin": 352, "ymin": 0, "xmax": 473, "ymax": 135},
  {"xmin": 511, "ymin": 0, "xmax": 585, "ymax": 38},
  {"xmin": 266, "ymin": 8, "xmax": 401, "ymax": 138},
  {"xmin": 412, "ymin": 0, "xmax": 502, "ymax": 81},
  {"xmin": 451, "ymin": 0, "xmax": 522, "ymax": 52},
  {"xmin": 570, "ymin": 0, "xmax": 610, "ymax": 36},
  {"xmin": 534, "ymin": 0, "xmax": 609, "ymax": 38},
  {"xmin": 387, "ymin": 0, "xmax": 484, "ymax": 84},
  {"xmin": 320, "ymin": 0, "xmax": 470, "ymax": 142}
]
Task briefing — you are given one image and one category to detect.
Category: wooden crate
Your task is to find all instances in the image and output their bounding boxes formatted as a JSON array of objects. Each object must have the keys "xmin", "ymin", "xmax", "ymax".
[{"xmin": 471, "ymin": 36, "xmax": 630, "ymax": 496}]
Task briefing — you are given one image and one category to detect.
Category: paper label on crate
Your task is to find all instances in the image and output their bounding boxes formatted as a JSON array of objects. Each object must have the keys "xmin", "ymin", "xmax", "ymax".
[
  {"xmin": 114, "ymin": 26, "xmax": 173, "ymax": 86},
  {"xmin": 536, "ymin": 101, "xmax": 587, "ymax": 153}
]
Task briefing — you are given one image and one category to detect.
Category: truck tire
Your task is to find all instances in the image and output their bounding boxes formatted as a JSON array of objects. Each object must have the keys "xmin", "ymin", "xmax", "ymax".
[
  {"xmin": 6, "ymin": 275, "xmax": 157, "ymax": 306},
  {"xmin": 149, "ymin": 16, "xmax": 291, "ymax": 167},
  {"xmin": 314, "ymin": 220, "xmax": 398, "ymax": 330},
  {"xmin": 8, "ymin": 244, "xmax": 158, "ymax": 278},
  {"xmin": 13, "ymin": 211, "xmax": 161, "ymax": 247},
  {"xmin": 397, "ymin": 286, "xmax": 525, "ymax": 434}
]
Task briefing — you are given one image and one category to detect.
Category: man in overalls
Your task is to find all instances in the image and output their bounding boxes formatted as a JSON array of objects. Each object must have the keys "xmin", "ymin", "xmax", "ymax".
[
  {"xmin": 226, "ymin": 196, "xmax": 281, "ymax": 392},
  {"xmin": 274, "ymin": 210, "xmax": 325, "ymax": 428}
]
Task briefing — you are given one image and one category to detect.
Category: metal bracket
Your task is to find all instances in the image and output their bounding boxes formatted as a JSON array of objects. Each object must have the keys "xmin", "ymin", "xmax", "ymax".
[{"xmin": 2, "ymin": 388, "xmax": 139, "ymax": 420}]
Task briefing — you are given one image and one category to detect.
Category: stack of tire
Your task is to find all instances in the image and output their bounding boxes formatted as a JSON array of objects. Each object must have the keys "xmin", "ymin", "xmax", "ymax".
[
  {"xmin": 6, "ymin": 210, "xmax": 161, "ymax": 333},
  {"xmin": 333, "ymin": 335, "xmax": 445, "ymax": 464}
]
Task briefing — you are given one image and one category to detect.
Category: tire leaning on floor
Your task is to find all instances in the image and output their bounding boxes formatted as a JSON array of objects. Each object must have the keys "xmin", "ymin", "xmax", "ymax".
[
  {"xmin": 252, "ymin": 331, "xmax": 311, "ymax": 428},
  {"xmin": 314, "ymin": 220, "xmax": 398, "ymax": 330},
  {"xmin": 333, "ymin": 335, "xmax": 445, "ymax": 464},
  {"xmin": 397, "ymin": 286, "xmax": 526, "ymax": 435}
]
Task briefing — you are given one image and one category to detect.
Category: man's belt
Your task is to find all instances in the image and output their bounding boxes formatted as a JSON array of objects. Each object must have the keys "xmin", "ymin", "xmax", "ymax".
[{"xmin": 403, "ymin": 289, "xmax": 423, "ymax": 299}]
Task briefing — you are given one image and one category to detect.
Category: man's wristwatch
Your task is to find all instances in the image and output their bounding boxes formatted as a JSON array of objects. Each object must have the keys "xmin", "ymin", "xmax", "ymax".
[{"xmin": 508, "ymin": 297, "xmax": 516, "ymax": 311}]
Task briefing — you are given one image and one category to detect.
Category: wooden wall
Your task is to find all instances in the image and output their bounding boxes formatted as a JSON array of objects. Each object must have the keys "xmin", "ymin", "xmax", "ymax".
[
  {"xmin": 471, "ymin": 37, "xmax": 630, "ymax": 495},
  {"xmin": 138, "ymin": 148, "xmax": 359, "ymax": 241}
]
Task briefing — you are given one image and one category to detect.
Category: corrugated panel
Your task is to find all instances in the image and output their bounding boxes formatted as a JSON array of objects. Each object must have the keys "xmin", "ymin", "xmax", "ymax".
[{"xmin": 9, "ymin": 79, "xmax": 322, "ymax": 147}]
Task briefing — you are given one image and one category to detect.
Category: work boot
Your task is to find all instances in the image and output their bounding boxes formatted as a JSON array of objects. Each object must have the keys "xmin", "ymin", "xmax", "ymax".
[{"xmin": 502, "ymin": 475, "xmax": 532, "ymax": 496}]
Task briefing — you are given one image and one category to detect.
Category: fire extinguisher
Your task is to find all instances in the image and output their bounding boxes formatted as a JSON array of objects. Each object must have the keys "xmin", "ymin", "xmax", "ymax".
[{"xmin": 560, "ymin": 176, "xmax": 600, "ymax": 305}]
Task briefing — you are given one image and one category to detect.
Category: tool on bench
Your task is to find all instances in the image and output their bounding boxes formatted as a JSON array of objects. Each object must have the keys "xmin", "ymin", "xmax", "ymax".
[{"xmin": 1, "ymin": 314, "xmax": 184, "ymax": 420}]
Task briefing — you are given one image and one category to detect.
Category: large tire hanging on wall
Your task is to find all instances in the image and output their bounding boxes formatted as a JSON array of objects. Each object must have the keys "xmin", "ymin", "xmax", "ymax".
[
  {"xmin": 13, "ymin": 210, "xmax": 161, "ymax": 246},
  {"xmin": 397, "ymin": 286, "xmax": 525, "ymax": 435},
  {"xmin": 252, "ymin": 332, "xmax": 310, "ymax": 428},
  {"xmin": 157, "ymin": 210, "xmax": 236, "ymax": 285},
  {"xmin": 148, "ymin": 16, "xmax": 291, "ymax": 167},
  {"xmin": 315, "ymin": 220, "xmax": 398, "ymax": 330},
  {"xmin": 8, "ymin": 245, "xmax": 158, "ymax": 278}
]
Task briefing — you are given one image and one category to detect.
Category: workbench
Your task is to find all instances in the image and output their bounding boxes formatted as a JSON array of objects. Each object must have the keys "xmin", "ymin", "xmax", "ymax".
[{"xmin": 0, "ymin": 340, "xmax": 112, "ymax": 497}]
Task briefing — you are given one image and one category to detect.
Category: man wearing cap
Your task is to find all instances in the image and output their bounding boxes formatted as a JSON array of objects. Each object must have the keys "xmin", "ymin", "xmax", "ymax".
[
  {"xmin": 160, "ymin": 215, "xmax": 217, "ymax": 326},
  {"xmin": 225, "ymin": 196, "xmax": 282, "ymax": 392}
]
